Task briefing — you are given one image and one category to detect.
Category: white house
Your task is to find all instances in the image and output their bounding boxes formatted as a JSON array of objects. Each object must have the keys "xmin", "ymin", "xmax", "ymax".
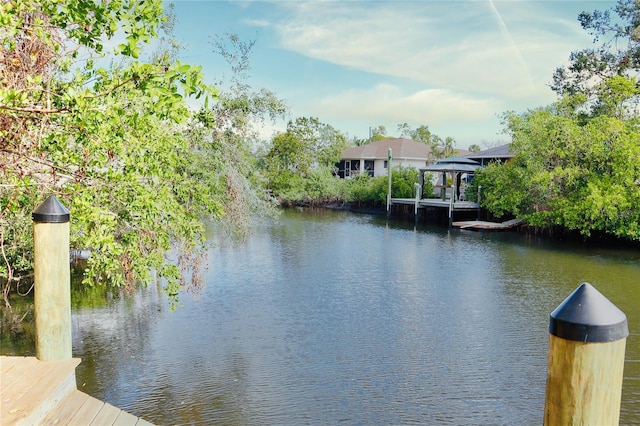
[{"xmin": 336, "ymin": 138, "xmax": 433, "ymax": 178}]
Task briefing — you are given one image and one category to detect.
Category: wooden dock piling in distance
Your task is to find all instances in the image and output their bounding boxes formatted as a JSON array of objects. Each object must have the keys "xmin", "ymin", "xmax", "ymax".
[
  {"xmin": 544, "ymin": 282, "xmax": 629, "ymax": 426},
  {"xmin": 0, "ymin": 196, "xmax": 153, "ymax": 425}
]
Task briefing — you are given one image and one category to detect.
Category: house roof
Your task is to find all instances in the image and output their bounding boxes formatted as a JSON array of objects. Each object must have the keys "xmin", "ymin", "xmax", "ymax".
[
  {"xmin": 341, "ymin": 138, "xmax": 431, "ymax": 160},
  {"xmin": 466, "ymin": 144, "xmax": 514, "ymax": 160}
]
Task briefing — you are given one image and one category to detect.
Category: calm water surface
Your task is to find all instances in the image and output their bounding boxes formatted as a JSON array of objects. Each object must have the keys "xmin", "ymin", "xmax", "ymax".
[{"xmin": 5, "ymin": 208, "xmax": 640, "ymax": 425}]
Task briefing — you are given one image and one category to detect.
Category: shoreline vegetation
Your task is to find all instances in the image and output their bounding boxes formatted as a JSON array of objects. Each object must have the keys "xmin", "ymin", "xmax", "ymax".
[{"xmin": 281, "ymin": 198, "xmax": 640, "ymax": 250}]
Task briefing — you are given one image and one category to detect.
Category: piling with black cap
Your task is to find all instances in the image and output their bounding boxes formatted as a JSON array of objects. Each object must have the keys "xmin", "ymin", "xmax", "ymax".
[
  {"xmin": 32, "ymin": 195, "xmax": 72, "ymax": 361},
  {"xmin": 543, "ymin": 282, "xmax": 628, "ymax": 425}
]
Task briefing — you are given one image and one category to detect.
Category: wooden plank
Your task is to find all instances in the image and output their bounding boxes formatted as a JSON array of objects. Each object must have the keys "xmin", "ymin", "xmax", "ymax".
[
  {"xmin": 68, "ymin": 392, "xmax": 105, "ymax": 425},
  {"xmin": 0, "ymin": 357, "xmax": 153, "ymax": 426},
  {"xmin": 17, "ymin": 360, "xmax": 79, "ymax": 426},
  {"xmin": 135, "ymin": 417, "xmax": 155, "ymax": 426},
  {"xmin": 1, "ymin": 357, "xmax": 40, "ymax": 390},
  {"xmin": 1, "ymin": 358, "xmax": 57, "ymax": 422},
  {"xmin": 113, "ymin": 409, "xmax": 140, "ymax": 426},
  {"xmin": 1, "ymin": 356, "xmax": 24, "ymax": 375},
  {"xmin": 452, "ymin": 219, "xmax": 523, "ymax": 230},
  {"xmin": 2, "ymin": 358, "xmax": 79, "ymax": 425},
  {"xmin": 40, "ymin": 388, "xmax": 88, "ymax": 425},
  {"xmin": 90, "ymin": 402, "xmax": 121, "ymax": 426}
]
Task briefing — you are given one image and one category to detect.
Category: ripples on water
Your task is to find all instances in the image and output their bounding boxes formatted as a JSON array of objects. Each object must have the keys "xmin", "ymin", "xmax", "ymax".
[{"xmin": 65, "ymin": 208, "xmax": 639, "ymax": 425}]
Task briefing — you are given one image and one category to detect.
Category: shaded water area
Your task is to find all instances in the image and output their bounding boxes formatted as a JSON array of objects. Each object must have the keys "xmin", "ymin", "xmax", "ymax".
[{"xmin": 2, "ymin": 208, "xmax": 639, "ymax": 424}]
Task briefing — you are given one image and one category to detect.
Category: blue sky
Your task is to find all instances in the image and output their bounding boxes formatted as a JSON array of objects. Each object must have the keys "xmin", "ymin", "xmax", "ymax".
[{"xmin": 165, "ymin": 1, "xmax": 613, "ymax": 149}]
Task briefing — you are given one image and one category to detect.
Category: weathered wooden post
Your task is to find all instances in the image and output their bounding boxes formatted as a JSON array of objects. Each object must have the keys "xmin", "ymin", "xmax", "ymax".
[
  {"xmin": 386, "ymin": 148, "xmax": 392, "ymax": 217},
  {"xmin": 32, "ymin": 196, "xmax": 72, "ymax": 361},
  {"xmin": 544, "ymin": 282, "xmax": 628, "ymax": 426},
  {"xmin": 414, "ymin": 182, "xmax": 421, "ymax": 218},
  {"xmin": 448, "ymin": 191, "xmax": 454, "ymax": 228}
]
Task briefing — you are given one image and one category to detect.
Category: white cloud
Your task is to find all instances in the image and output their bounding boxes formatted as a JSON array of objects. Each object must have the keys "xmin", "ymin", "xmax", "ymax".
[
  {"xmin": 230, "ymin": 0, "xmax": 604, "ymax": 143},
  {"xmin": 311, "ymin": 84, "xmax": 499, "ymax": 126},
  {"xmin": 243, "ymin": 18, "xmax": 271, "ymax": 28}
]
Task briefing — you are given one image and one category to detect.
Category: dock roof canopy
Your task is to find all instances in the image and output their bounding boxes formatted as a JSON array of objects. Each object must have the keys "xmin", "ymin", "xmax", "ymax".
[{"xmin": 421, "ymin": 156, "xmax": 480, "ymax": 173}]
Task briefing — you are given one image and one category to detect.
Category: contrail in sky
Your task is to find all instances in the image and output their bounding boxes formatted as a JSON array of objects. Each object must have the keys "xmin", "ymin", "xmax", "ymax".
[{"xmin": 488, "ymin": 0, "xmax": 536, "ymax": 91}]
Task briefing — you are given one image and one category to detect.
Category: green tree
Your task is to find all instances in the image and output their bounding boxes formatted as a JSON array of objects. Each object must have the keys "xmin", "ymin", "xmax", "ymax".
[
  {"xmin": 390, "ymin": 166, "xmax": 423, "ymax": 200},
  {"xmin": 551, "ymin": 0, "xmax": 640, "ymax": 102},
  {"xmin": 397, "ymin": 123, "xmax": 433, "ymax": 144},
  {"xmin": 396, "ymin": 123, "xmax": 458, "ymax": 160},
  {"xmin": 265, "ymin": 117, "xmax": 347, "ymax": 199},
  {"xmin": 430, "ymin": 136, "xmax": 457, "ymax": 159},
  {"xmin": 369, "ymin": 125, "xmax": 390, "ymax": 141},
  {"xmin": 201, "ymin": 33, "xmax": 287, "ymax": 238},
  {"xmin": 342, "ymin": 166, "xmax": 429, "ymax": 205},
  {"xmin": 476, "ymin": 90, "xmax": 640, "ymax": 239},
  {"xmin": 349, "ymin": 135, "xmax": 369, "ymax": 147},
  {"xmin": 267, "ymin": 132, "xmax": 309, "ymax": 176},
  {"xmin": 287, "ymin": 117, "xmax": 348, "ymax": 168},
  {"xmin": 0, "ymin": 0, "xmax": 222, "ymax": 308},
  {"xmin": 474, "ymin": 1, "xmax": 640, "ymax": 240}
]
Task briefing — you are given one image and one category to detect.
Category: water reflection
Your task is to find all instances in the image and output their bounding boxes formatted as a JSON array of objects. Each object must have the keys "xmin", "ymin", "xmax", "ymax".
[{"xmin": 2, "ymin": 208, "xmax": 638, "ymax": 424}]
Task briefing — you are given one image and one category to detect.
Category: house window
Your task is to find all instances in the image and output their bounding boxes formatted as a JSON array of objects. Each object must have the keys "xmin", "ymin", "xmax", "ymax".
[
  {"xmin": 364, "ymin": 160, "xmax": 374, "ymax": 177},
  {"xmin": 384, "ymin": 160, "xmax": 388, "ymax": 168}
]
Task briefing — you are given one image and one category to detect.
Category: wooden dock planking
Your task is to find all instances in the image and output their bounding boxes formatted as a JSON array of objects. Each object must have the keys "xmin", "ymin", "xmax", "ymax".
[
  {"xmin": 1, "ymin": 357, "xmax": 79, "ymax": 425},
  {"xmin": 1, "ymin": 356, "xmax": 25, "ymax": 375},
  {"xmin": 452, "ymin": 219, "xmax": 524, "ymax": 230},
  {"xmin": 41, "ymin": 389, "xmax": 88, "ymax": 424},
  {"xmin": 0, "ymin": 356, "xmax": 153, "ymax": 426},
  {"xmin": 67, "ymin": 391, "xmax": 105, "ymax": 424},
  {"xmin": 391, "ymin": 197, "xmax": 480, "ymax": 210},
  {"xmin": 82, "ymin": 399, "xmax": 121, "ymax": 425},
  {"xmin": 113, "ymin": 409, "xmax": 141, "ymax": 426},
  {"xmin": 1, "ymin": 356, "xmax": 39, "ymax": 387}
]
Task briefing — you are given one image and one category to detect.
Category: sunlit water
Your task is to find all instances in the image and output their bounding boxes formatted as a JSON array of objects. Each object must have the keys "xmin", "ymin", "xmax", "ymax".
[{"xmin": 3, "ymin": 208, "xmax": 639, "ymax": 425}]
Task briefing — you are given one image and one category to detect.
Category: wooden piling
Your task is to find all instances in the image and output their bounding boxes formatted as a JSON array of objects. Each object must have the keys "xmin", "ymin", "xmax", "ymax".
[
  {"xmin": 414, "ymin": 182, "xmax": 421, "ymax": 219},
  {"xmin": 476, "ymin": 185, "xmax": 481, "ymax": 220},
  {"xmin": 386, "ymin": 148, "xmax": 392, "ymax": 217},
  {"xmin": 32, "ymin": 196, "xmax": 72, "ymax": 361},
  {"xmin": 543, "ymin": 282, "xmax": 628, "ymax": 426}
]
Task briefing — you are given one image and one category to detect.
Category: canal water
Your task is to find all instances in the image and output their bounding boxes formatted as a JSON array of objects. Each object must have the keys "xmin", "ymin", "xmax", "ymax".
[{"xmin": 4, "ymin": 208, "xmax": 640, "ymax": 424}]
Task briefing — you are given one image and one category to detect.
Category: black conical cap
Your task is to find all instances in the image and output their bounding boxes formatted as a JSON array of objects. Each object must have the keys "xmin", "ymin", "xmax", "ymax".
[
  {"xmin": 32, "ymin": 196, "xmax": 70, "ymax": 223},
  {"xmin": 549, "ymin": 282, "xmax": 628, "ymax": 343}
]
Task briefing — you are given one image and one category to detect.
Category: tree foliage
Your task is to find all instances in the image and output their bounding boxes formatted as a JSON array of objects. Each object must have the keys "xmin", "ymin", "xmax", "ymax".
[
  {"xmin": 265, "ymin": 117, "xmax": 347, "ymax": 198},
  {"xmin": 0, "ymin": 0, "xmax": 229, "ymax": 308},
  {"xmin": 476, "ymin": 92, "xmax": 640, "ymax": 239},
  {"xmin": 551, "ymin": 0, "xmax": 639, "ymax": 103},
  {"xmin": 341, "ymin": 166, "xmax": 431, "ymax": 205},
  {"xmin": 475, "ymin": 1, "xmax": 640, "ymax": 241},
  {"xmin": 288, "ymin": 117, "xmax": 348, "ymax": 168},
  {"xmin": 267, "ymin": 132, "xmax": 308, "ymax": 176},
  {"xmin": 201, "ymin": 33, "xmax": 287, "ymax": 238},
  {"xmin": 369, "ymin": 125, "xmax": 389, "ymax": 142},
  {"xmin": 397, "ymin": 123, "xmax": 433, "ymax": 144},
  {"xmin": 397, "ymin": 122, "xmax": 458, "ymax": 159}
]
